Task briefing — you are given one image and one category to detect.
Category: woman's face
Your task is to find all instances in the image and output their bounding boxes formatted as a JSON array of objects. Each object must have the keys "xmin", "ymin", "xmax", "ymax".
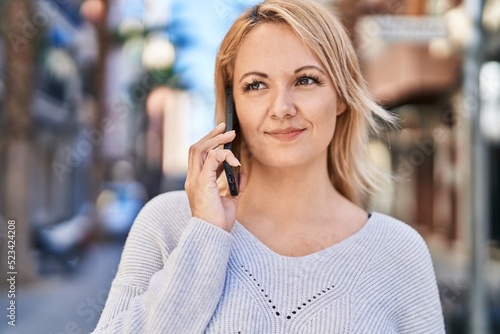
[{"xmin": 232, "ymin": 23, "xmax": 344, "ymax": 170}]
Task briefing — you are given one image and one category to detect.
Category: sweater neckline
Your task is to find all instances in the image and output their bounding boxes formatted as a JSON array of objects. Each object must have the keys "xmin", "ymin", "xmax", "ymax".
[{"xmin": 232, "ymin": 212, "xmax": 377, "ymax": 261}]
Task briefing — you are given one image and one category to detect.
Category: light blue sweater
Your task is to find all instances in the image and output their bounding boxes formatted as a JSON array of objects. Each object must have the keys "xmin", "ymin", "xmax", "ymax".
[{"xmin": 93, "ymin": 191, "xmax": 445, "ymax": 333}]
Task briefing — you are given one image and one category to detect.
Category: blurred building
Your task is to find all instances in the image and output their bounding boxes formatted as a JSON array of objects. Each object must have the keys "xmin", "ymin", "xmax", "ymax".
[
  {"xmin": 0, "ymin": 0, "xmax": 100, "ymax": 274},
  {"xmin": 338, "ymin": 0, "xmax": 500, "ymax": 251}
]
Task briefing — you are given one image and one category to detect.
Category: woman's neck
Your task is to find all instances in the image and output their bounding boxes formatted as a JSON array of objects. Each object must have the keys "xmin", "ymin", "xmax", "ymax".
[
  {"xmin": 235, "ymin": 155, "xmax": 370, "ymax": 255},
  {"xmin": 237, "ymin": 158, "xmax": 346, "ymax": 230}
]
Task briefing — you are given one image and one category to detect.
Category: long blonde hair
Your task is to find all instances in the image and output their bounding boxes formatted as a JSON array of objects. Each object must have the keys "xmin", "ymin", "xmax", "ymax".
[{"xmin": 214, "ymin": 0, "xmax": 396, "ymax": 207}]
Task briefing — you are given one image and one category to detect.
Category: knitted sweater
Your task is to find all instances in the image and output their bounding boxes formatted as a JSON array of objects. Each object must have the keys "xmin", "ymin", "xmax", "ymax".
[{"xmin": 93, "ymin": 191, "xmax": 445, "ymax": 333}]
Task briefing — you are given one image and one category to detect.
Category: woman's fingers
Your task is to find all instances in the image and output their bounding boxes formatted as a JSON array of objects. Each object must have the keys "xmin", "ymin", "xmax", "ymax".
[
  {"xmin": 185, "ymin": 123, "xmax": 239, "ymax": 196},
  {"xmin": 200, "ymin": 149, "xmax": 240, "ymax": 180},
  {"xmin": 198, "ymin": 122, "xmax": 226, "ymax": 142},
  {"xmin": 188, "ymin": 127, "xmax": 236, "ymax": 176},
  {"xmin": 188, "ymin": 123, "xmax": 225, "ymax": 171}
]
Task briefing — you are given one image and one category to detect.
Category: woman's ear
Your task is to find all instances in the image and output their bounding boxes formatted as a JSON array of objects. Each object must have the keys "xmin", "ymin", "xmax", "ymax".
[{"xmin": 336, "ymin": 100, "xmax": 347, "ymax": 116}]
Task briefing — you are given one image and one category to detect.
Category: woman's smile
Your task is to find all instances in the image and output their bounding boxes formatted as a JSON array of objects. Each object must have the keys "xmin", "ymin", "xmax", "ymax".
[{"xmin": 265, "ymin": 127, "xmax": 306, "ymax": 141}]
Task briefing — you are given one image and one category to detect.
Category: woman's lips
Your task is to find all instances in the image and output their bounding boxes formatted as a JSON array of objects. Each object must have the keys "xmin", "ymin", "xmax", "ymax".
[{"xmin": 266, "ymin": 128, "xmax": 305, "ymax": 141}]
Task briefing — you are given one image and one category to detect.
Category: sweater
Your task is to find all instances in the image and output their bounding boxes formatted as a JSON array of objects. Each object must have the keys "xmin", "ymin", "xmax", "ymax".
[{"xmin": 93, "ymin": 190, "xmax": 445, "ymax": 333}]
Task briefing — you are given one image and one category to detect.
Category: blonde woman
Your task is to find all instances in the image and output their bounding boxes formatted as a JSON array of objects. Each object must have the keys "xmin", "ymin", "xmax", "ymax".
[{"xmin": 93, "ymin": 1, "xmax": 445, "ymax": 333}]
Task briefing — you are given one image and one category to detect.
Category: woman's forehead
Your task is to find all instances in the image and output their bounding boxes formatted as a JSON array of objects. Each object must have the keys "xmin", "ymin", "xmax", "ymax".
[{"xmin": 233, "ymin": 23, "xmax": 324, "ymax": 76}]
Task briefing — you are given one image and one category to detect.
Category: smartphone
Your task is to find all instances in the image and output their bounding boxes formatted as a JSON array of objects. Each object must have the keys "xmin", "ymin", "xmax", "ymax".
[{"xmin": 223, "ymin": 88, "xmax": 239, "ymax": 196}]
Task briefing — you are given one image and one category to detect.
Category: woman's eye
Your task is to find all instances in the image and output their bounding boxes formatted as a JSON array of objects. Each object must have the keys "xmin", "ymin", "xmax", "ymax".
[
  {"xmin": 244, "ymin": 81, "xmax": 265, "ymax": 91},
  {"xmin": 243, "ymin": 81, "xmax": 266, "ymax": 92},
  {"xmin": 297, "ymin": 77, "xmax": 316, "ymax": 86},
  {"xmin": 250, "ymin": 82, "xmax": 263, "ymax": 90}
]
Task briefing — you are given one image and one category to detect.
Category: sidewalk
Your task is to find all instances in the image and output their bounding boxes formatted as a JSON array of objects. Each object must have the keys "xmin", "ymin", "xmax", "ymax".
[{"xmin": 0, "ymin": 242, "xmax": 124, "ymax": 334}]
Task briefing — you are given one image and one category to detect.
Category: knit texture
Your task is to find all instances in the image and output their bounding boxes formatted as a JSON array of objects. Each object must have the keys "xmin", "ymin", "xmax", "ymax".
[{"xmin": 93, "ymin": 191, "xmax": 445, "ymax": 333}]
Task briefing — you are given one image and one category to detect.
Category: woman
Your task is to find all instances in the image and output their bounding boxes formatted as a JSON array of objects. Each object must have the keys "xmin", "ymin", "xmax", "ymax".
[{"xmin": 93, "ymin": 1, "xmax": 445, "ymax": 333}]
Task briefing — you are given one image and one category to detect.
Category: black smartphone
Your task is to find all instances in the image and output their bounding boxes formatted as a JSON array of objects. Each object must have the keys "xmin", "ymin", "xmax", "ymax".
[{"xmin": 223, "ymin": 88, "xmax": 239, "ymax": 196}]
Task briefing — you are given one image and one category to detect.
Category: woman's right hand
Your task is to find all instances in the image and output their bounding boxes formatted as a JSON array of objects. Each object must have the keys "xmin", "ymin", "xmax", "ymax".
[{"xmin": 185, "ymin": 123, "xmax": 243, "ymax": 232}]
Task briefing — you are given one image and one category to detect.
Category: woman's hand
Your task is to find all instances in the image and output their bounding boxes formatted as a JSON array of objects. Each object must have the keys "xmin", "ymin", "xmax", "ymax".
[{"xmin": 185, "ymin": 123, "xmax": 244, "ymax": 232}]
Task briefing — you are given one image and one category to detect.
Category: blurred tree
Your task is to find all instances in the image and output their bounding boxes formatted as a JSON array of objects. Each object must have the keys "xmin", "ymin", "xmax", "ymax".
[{"xmin": 0, "ymin": 0, "xmax": 38, "ymax": 283}]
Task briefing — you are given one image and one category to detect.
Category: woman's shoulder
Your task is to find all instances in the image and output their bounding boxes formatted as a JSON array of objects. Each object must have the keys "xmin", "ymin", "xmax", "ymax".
[
  {"xmin": 356, "ymin": 216, "xmax": 443, "ymax": 332},
  {"xmin": 141, "ymin": 190, "xmax": 191, "ymax": 214},
  {"xmin": 150, "ymin": 189, "xmax": 189, "ymax": 210},
  {"xmin": 364, "ymin": 212, "xmax": 436, "ymax": 282},
  {"xmin": 125, "ymin": 190, "xmax": 193, "ymax": 255},
  {"xmin": 132, "ymin": 190, "xmax": 192, "ymax": 230},
  {"xmin": 114, "ymin": 191, "xmax": 192, "ymax": 286},
  {"xmin": 369, "ymin": 212, "xmax": 425, "ymax": 240},
  {"xmin": 367, "ymin": 212, "xmax": 430, "ymax": 256}
]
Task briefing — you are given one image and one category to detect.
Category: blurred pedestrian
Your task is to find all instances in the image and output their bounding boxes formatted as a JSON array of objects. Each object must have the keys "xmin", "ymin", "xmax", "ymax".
[{"xmin": 93, "ymin": 1, "xmax": 445, "ymax": 333}]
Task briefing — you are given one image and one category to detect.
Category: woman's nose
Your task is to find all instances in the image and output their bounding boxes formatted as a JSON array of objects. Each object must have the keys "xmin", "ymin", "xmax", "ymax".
[{"xmin": 269, "ymin": 87, "xmax": 297, "ymax": 119}]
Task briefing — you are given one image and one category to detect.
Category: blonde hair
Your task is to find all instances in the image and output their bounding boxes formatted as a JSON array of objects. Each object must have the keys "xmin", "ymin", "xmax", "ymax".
[{"xmin": 214, "ymin": 0, "xmax": 396, "ymax": 207}]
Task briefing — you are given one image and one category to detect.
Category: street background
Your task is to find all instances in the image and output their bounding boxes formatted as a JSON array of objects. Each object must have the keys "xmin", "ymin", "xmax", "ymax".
[{"xmin": 0, "ymin": 0, "xmax": 499, "ymax": 333}]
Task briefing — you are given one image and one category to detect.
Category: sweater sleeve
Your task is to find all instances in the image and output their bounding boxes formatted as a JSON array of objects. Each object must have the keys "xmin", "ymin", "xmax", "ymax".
[
  {"xmin": 92, "ymin": 192, "xmax": 234, "ymax": 334},
  {"xmin": 391, "ymin": 233, "xmax": 445, "ymax": 334}
]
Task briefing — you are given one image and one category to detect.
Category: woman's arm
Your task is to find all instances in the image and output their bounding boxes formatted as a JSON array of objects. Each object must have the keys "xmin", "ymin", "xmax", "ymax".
[
  {"xmin": 92, "ymin": 192, "xmax": 234, "ymax": 333},
  {"xmin": 389, "ymin": 232, "xmax": 445, "ymax": 333}
]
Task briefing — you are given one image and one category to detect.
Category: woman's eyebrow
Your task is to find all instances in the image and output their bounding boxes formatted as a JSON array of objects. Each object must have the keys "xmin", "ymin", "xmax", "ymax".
[
  {"xmin": 238, "ymin": 65, "xmax": 325, "ymax": 84},
  {"xmin": 294, "ymin": 65, "xmax": 326, "ymax": 75},
  {"xmin": 239, "ymin": 71, "xmax": 268, "ymax": 84}
]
